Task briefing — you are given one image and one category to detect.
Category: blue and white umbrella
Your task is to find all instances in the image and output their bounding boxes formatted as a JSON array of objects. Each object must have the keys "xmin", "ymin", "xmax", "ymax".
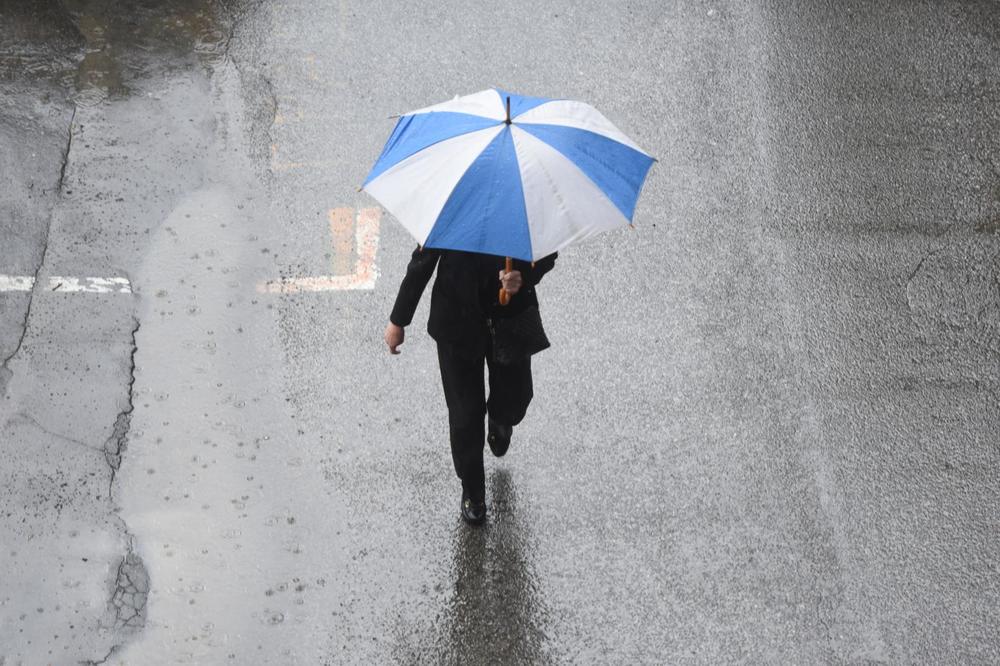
[{"xmin": 362, "ymin": 88, "xmax": 655, "ymax": 263}]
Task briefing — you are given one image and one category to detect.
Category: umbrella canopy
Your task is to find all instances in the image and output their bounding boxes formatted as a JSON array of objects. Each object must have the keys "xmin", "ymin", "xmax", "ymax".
[{"xmin": 362, "ymin": 88, "xmax": 655, "ymax": 262}]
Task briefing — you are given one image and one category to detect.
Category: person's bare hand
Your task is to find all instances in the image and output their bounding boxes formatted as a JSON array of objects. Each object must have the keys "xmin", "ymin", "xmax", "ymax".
[
  {"xmin": 499, "ymin": 269, "xmax": 523, "ymax": 296},
  {"xmin": 384, "ymin": 322, "xmax": 404, "ymax": 354}
]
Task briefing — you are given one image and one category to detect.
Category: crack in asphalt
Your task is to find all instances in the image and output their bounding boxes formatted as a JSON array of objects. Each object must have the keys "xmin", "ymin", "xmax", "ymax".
[
  {"xmin": 14, "ymin": 411, "xmax": 95, "ymax": 452},
  {"xmin": 216, "ymin": 0, "xmax": 277, "ymax": 174},
  {"xmin": 81, "ymin": 317, "xmax": 148, "ymax": 665},
  {"xmin": 218, "ymin": 0, "xmax": 257, "ymax": 61},
  {"xmin": 103, "ymin": 316, "xmax": 140, "ymax": 500},
  {"xmin": 76, "ymin": 530, "xmax": 149, "ymax": 665},
  {"xmin": 109, "ymin": 532, "xmax": 150, "ymax": 632},
  {"xmin": 904, "ymin": 246, "xmax": 945, "ymax": 315},
  {"xmin": 904, "ymin": 223, "xmax": 953, "ymax": 319},
  {"xmin": 0, "ymin": 103, "xmax": 77, "ymax": 395},
  {"xmin": 79, "ymin": 645, "xmax": 115, "ymax": 666},
  {"xmin": 57, "ymin": 102, "xmax": 77, "ymax": 188}
]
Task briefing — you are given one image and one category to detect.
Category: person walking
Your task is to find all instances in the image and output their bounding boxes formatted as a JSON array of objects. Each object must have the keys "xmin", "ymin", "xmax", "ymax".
[{"xmin": 383, "ymin": 246, "xmax": 557, "ymax": 525}]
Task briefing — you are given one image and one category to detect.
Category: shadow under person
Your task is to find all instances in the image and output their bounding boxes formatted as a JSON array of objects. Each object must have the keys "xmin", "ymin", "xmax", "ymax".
[{"xmin": 441, "ymin": 469, "xmax": 550, "ymax": 662}]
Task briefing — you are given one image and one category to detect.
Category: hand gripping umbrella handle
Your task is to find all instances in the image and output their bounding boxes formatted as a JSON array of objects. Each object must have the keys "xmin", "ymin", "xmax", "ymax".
[{"xmin": 498, "ymin": 256, "xmax": 513, "ymax": 306}]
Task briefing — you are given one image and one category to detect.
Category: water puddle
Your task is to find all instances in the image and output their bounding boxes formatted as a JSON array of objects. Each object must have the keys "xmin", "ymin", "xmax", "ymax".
[{"xmin": 1, "ymin": 0, "xmax": 248, "ymax": 105}]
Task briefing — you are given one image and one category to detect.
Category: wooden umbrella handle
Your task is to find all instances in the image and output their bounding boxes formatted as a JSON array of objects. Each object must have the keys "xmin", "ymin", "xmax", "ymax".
[{"xmin": 498, "ymin": 256, "xmax": 513, "ymax": 306}]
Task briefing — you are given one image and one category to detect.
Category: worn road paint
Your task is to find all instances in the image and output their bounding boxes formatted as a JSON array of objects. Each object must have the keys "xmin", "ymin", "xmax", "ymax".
[
  {"xmin": 303, "ymin": 54, "xmax": 320, "ymax": 81},
  {"xmin": 273, "ymin": 109, "xmax": 306, "ymax": 126},
  {"xmin": 256, "ymin": 207, "xmax": 381, "ymax": 293},
  {"xmin": 270, "ymin": 143, "xmax": 329, "ymax": 172},
  {"xmin": 0, "ymin": 275, "xmax": 132, "ymax": 293},
  {"xmin": 329, "ymin": 207, "xmax": 355, "ymax": 276},
  {"xmin": 0, "ymin": 275, "xmax": 35, "ymax": 291},
  {"xmin": 1, "ymin": 208, "xmax": 380, "ymax": 295}
]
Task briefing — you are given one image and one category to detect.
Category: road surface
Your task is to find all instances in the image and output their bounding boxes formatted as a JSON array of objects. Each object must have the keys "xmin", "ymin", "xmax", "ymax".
[{"xmin": 1, "ymin": 1, "xmax": 998, "ymax": 663}]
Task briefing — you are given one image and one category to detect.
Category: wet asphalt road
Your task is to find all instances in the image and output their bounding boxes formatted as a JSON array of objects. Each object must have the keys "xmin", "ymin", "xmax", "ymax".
[{"xmin": 2, "ymin": 1, "xmax": 1000, "ymax": 664}]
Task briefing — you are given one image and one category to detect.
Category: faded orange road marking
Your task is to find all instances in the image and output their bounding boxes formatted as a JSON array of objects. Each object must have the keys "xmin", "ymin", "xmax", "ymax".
[
  {"xmin": 329, "ymin": 207, "xmax": 354, "ymax": 275},
  {"xmin": 270, "ymin": 143, "xmax": 330, "ymax": 172},
  {"xmin": 256, "ymin": 207, "xmax": 381, "ymax": 293},
  {"xmin": 303, "ymin": 54, "xmax": 319, "ymax": 81}
]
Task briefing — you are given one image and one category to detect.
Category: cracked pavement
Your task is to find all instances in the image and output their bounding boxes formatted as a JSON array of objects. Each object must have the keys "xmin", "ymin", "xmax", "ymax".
[
  {"xmin": 103, "ymin": 317, "xmax": 140, "ymax": 500},
  {"xmin": 2, "ymin": 1, "xmax": 1000, "ymax": 664}
]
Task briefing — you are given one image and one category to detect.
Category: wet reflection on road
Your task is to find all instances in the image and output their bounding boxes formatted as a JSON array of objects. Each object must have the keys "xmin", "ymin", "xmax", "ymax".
[
  {"xmin": 441, "ymin": 469, "xmax": 551, "ymax": 664},
  {"xmin": 2, "ymin": 0, "xmax": 238, "ymax": 105}
]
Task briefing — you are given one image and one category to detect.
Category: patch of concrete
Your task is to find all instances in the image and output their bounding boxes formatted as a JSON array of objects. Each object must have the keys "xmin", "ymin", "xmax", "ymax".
[{"xmin": 1, "ymin": 1, "xmax": 249, "ymax": 662}]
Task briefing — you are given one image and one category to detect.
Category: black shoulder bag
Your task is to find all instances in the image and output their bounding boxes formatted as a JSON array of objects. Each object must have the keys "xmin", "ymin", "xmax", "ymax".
[{"xmin": 487, "ymin": 304, "xmax": 551, "ymax": 365}]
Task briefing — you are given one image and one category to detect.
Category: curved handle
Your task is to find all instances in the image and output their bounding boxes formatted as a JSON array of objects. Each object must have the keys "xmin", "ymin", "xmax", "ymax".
[{"xmin": 498, "ymin": 256, "xmax": 513, "ymax": 306}]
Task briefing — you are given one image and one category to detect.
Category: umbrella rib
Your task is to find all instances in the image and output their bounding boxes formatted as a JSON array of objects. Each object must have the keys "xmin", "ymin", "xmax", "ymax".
[
  {"xmin": 515, "ymin": 122, "xmax": 653, "ymax": 222},
  {"xmin": 364, "ymin": 114, "xmax": 503, "ymax": 189},
  {"xmin": 511, "ymin": 127, "xmax": 576, "ymax": 257}
]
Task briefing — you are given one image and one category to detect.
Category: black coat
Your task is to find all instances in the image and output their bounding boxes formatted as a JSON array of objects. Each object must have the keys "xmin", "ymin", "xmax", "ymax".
[{"xmin": 389, "ymin": 246, "xmax": 557, "ymax": 347}]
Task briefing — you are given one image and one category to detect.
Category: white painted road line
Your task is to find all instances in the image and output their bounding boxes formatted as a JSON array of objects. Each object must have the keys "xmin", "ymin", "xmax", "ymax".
[
  {"xmin": 0, "ymin": 275, "xmax": 34, "ymax": 291},
  {"xmin": 0, "ymin": 275, "xmax": 133, "ymax": 293},
  {"xmin": 1, "ymin": 207, "xmax": 381, "ymax": 295}
]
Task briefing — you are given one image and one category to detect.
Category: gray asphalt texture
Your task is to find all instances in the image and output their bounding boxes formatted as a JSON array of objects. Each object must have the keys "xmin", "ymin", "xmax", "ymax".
[{"xmin": 2, "ymin": 1, "xmax": 999, "ymax": 664}]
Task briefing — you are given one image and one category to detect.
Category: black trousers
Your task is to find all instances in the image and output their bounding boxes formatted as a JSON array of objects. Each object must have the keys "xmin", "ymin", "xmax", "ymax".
[{"xmin": 436, "ymin": 339, "xmax": 533, "ymax": 502}]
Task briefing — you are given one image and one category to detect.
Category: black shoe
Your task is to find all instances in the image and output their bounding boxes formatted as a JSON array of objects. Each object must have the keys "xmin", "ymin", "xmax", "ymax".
[
  {"xmin": 461, "ymin": 489, "xmax": 486, "ymax": 526},
  {"xmin": 487, "ymin": 418, "xmax": 512, "ymax": 458}
]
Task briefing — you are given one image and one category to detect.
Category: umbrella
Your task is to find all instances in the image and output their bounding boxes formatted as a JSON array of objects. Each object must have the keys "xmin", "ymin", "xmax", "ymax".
[{"xmin": 361, "ymin": 87, "xmax": 655, "ymax": 301}]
